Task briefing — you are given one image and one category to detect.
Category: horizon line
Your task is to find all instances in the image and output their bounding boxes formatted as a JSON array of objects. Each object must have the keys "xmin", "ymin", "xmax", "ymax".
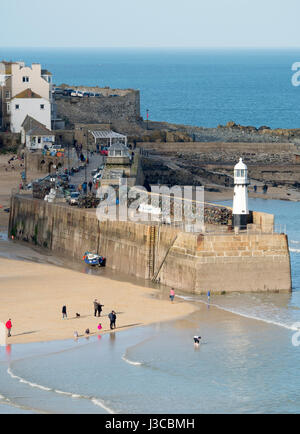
[{"xmin": 1, "ymin": 45, "xmax": 300, "ymax": 50}]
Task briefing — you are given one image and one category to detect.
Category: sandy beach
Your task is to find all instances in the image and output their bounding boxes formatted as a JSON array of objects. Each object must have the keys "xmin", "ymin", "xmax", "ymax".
[{"xmin": 0, "ymin": 254, "xmax": 196, "ymax": 344}]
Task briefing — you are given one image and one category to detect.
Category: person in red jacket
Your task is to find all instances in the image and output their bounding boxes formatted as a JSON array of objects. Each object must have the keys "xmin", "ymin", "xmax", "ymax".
[{"xmin": 6, "ymin": 319, "xmax": 12, "ymax": 337}]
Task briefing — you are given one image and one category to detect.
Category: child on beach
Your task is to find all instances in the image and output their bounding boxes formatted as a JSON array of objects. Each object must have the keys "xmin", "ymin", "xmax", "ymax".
[
  {"xmin": 97, "ymin": 323, "xmax": 102, "ymax": 331},
  {"xmin": 170, "ymin": 288, "xmax": 175, "ymax": 302},
  {"xmin": 62, "ymin": 305, "xmax": 67, "ymax": 319},
  {"xmin": 194, "ymin": 336, "xmax": 201, "ymax": 345}
]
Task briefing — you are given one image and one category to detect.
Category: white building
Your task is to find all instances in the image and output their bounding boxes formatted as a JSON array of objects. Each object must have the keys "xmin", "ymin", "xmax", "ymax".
[
  {"xmin": 9, "ymin": 89, "xmax": 51, "ymax": 133},
  {"xmin": 21, "ymin": 115, "xmax": 55, "ymax": 150},
  {"xmin": 0, "ymin": 61, "xmax": 53, "ymax": 132},
  {"xmin": 232, "ymin": 158, "xmax": 249, "ymax": 230},
  {"xmin": 10, "ymin": 62, "xmax": 52, "ymax": 101}
]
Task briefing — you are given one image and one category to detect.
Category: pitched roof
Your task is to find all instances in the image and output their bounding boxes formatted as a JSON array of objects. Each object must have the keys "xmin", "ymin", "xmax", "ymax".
[
  {"xmin": 91, "ymin": 130, "xmax": 127, "ymax": 140},
  {"xmin": 22, "ymin": 115, "xmax": 52, "ymax": 135},
  {"xmin": 41, "ymin": 69, "xmax": 52, "ymax": 75},
  {"xmin": 13, "ymin": 88, "xmax": 42, "ymax": 99}
]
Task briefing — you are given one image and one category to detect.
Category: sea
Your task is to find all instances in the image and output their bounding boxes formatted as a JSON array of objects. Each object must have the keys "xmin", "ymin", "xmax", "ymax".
[
  {"xmin": 1, "ymin": 47, "xmax": 300, "ymax": 128},
  {"xmin": 1, "ymin": 48, "xmax": 300, "ymax": 413}
]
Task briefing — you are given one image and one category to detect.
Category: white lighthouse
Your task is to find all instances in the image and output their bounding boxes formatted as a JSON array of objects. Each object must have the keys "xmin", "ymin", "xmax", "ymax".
[{"xmin": 233, "ymin": 158, "xmax": 249, "ymax": 230}]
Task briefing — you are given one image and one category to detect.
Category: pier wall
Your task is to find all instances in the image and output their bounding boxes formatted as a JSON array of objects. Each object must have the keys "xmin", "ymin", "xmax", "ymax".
[{"xmin": 9, "ymin": 195, "xmax": 292, "ymax": 294}]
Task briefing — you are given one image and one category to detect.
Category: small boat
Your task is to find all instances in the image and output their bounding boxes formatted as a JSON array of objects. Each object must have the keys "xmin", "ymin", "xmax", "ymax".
[{"xmin": 83, "ymin": 252, "xmax": 106, "ymax": 267}]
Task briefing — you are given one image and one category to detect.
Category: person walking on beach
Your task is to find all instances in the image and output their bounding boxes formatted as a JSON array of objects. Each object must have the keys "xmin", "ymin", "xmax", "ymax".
[
  {"xmin": 97, "ymin": 302, "xmax": 104, "ymax": 317},
  {"xmin": 108, "ymin": 311, "xmax": 116, "ymax": 330},
  {"xmin": 207, "ymin": 290, "xmax": 211, "ymax": 302},
  {"xmin": 170, "ymin": 288, "xmax": 175, "ymax": 302},
  {"xmin": 6, "ymin": 319, "xmax": 12, "ymax": 338},
  {"xmin": 62, "ymin": 305, "xmax": 67, "ymax": 319},
  {"xmin": 94, "ymin": 299, "xmax": 99, "ymax": 317}
]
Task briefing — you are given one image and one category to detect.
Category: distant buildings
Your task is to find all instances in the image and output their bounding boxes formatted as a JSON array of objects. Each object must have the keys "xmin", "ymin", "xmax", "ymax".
[
  {"xmin": 0, "ymin": 61, "xmax": 53, "ymax": 133},
  {"xmin": 21, "ymin": 116, "xmax": 55, "ymax": 151}
]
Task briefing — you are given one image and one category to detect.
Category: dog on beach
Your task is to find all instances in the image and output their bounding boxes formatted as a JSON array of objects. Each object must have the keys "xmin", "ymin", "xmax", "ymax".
[{"xmin": 76, "ymin": 313, "xmax": 80, "ymax": 318}]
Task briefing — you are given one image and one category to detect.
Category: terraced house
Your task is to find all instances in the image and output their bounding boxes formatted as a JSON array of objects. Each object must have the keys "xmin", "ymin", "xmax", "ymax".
[{"xmin": 0, "ymin": 61, "xmax": 53, "ymax": 132}]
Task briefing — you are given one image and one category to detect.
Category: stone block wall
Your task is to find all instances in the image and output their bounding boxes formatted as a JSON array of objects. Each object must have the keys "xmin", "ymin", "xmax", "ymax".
[
  {"xmin": 56, "ymin": 91, "xmax": 140, "ymax": 127},
  {"xmin": 9, "ymin": 195, "xmax": 291, "ymax": 294},
  {"xmin": 159, "ymin": 232, "xmax": 291, "ymax": 293}
]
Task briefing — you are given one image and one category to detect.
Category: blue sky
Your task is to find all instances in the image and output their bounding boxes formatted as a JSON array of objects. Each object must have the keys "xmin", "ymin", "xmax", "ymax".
[{"xmin": 1, "ymin": 0, "xmax": 300, "ymax": 48}]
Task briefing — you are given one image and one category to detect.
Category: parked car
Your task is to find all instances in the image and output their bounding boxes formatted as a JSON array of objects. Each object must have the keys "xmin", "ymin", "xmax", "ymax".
[
  {"xmin": 83, "ymin": 92, "xmax": 91, "ymax": 97},
  {"xmin": 63, "ymin": 88, "xmax": 74, "ymax": 96},
  {"xmin": 71, "ymin": 90, "xmax": 83, "ymax": 97},
  {"xmin": 53, "ymin": 87, "xmax": 64, "ymax": 95},
  {"xmin": 93, "ymin": 172, "xmax": 102, "ymax": 184},
  {"xmin": 67, "ymin": 192, "xmax": 80, "ymax": 206}
]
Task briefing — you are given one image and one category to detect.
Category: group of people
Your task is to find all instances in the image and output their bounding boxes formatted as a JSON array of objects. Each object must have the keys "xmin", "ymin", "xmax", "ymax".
[
  {"xmin": 78, "ymin": 181, "xmax": 93, "ymax": 194},
  {"xmin": 60, "ymin": 300, "xmax": 117, "ymax": 339},
  {"xmin": 253, "ymin": 184, "xmax": 269, "ymax": 194}
]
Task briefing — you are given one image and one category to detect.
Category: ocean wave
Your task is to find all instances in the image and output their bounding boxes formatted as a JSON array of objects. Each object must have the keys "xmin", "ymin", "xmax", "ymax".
[
  {"xmin": 121, "ymin": 354, "xmax": 143, "ymax": 366},
  {"xmin": 176, "ymin": 295, "xmax": 298, "ymax": 332},
  {"xmin": 290, "ymin": 240, "xmax": 300, "ymax": 244},
  {"xmin": 7, "ymin": 367, "xmax": 115, "ymax": 414}
]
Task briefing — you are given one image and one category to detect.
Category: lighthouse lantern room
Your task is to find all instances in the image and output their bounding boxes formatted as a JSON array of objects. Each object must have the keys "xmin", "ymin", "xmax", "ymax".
[{"xmin": 233, "ymin": 158, "xmax": 249, "ymax": 230}]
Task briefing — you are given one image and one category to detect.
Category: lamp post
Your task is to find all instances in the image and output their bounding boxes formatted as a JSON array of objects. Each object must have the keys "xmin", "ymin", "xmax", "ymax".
[{"xmin": 146, "ymin": 109, "xmax": 149, "ymax": 130}]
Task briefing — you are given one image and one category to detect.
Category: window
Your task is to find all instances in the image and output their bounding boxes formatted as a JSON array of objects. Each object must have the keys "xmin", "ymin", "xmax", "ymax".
[
  {"xmin": 15, "ymin": 104, "xmax": 20, "ymax": 110},
  {"xmin": 6, "ymin": 103, "xmax": 10, "ymax": 112},
  {"xmin": 38, "ymin": 137, "xmax": 41, "ymax": 144},
  {"xmin": 40, "ymin": 104, "xmax": 45, "ymax": 110},
  {"xmin": 5, "ymin": 91, "xmax": 10, "ymax": 99},
  {"xmin": 22, "ymin": 76, "xmax": 29, "ymax": 82}
]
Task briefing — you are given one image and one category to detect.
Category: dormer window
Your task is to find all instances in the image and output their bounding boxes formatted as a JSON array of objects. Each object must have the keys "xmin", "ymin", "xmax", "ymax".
[
  {"xmin": 40, "ymin": 104, "xmax": 45, "ymax": 110},
  {"xmin": 22, "ymin": 76, "xmax": 29, "ymax": 82},
  {"xmin": 15, "ymin": 104, "xmax": 20, "ymax": 110}
]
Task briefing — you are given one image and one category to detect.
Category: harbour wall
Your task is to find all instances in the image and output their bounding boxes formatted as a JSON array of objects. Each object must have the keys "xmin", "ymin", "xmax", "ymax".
[
  {"xmin": 137, "ymin": 141, "xmax": 298, "ymax": 164},
  {"xmin": 55, "ymin": 91, "xmax": 141, "ymax": 127},
  {"xmin": 9, "ymin": 195, "xmax": 292, "ymax": 294}
]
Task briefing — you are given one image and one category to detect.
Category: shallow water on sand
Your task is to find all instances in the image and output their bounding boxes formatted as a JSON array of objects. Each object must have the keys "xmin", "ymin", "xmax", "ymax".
[{"xmin": 1, "ymin": 308, "xmax": 300, "ymax": 414}]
